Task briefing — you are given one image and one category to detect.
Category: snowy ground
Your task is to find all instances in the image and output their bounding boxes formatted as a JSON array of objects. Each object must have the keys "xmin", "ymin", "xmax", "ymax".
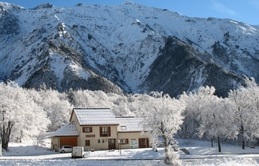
[{"xmin": 1, "ymin": 139, "xmax": 259, "ymax": 165}]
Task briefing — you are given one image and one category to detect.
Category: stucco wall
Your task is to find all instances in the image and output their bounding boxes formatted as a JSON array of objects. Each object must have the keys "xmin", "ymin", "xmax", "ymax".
[
  {"xmin": 78, "ymin": 125, "xmax": 118, "ymax": 150},
  {"xmin": 118, "ymin": 132, "xmax": 150, "ymax": 149},
  {"xmin": 51, "ymin": 137, "xmax": 60, "ymax": 152}
]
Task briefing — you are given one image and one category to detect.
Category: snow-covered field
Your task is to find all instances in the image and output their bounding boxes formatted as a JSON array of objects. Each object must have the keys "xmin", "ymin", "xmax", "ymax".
[{"xmin": 1, "ymin": 139, "xmax": 259, "ymax": 166}]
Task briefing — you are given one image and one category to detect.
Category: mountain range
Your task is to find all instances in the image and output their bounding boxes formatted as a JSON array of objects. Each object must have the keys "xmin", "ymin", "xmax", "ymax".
[{"xmin": 1, "ymin": 2, "xmax": 259, "ymax": 97}]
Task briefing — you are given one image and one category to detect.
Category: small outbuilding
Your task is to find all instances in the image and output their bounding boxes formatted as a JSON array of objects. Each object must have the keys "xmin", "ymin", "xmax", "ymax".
[{"xmin": 49, "ymin": 122, "xmax": 79, "ymax": 152}]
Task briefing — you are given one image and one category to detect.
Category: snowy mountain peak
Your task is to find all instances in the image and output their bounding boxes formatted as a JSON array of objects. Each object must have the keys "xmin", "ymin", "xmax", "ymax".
[
  {"xmin": 0, "ymin": 2, "xmax": 22, "ymax": 11},
  {"xmin": 0, "ymin": 2, "xmax": 259, "ymax": 96},
  {"xmin": 32, "ymin": 3, "xmax": 54, "ymax": 10}
]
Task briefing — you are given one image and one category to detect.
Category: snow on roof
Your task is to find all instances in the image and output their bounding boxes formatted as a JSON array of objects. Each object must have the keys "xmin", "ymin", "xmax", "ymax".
[
  {"xmin": 49, "ymin": 122, "xmax": 79, "ymax": 137},
  {"xmin": 73, "ymin": 108, "xmax": 119, "ymax": 125},
  {"xmin": 116, "ymin": 117, "xmax": 145, "ymax": 132}
]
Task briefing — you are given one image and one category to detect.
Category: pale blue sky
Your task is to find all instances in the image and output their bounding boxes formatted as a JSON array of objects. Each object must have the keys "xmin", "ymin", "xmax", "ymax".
[{"xmin": 2, "ymin": 0, "xmax": 259, "ymax": 25}]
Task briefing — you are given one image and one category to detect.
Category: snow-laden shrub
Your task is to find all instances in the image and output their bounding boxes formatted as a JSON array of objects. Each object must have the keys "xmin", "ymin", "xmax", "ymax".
[{"xmin": 164, "ymin": 145, "xmax": 182, "ymax": 166}]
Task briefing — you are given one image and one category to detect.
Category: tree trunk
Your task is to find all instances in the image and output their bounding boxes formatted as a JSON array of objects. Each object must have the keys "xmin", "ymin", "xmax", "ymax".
[
  {"xmin": 163, "ymin": 136, "xmax": 171, "ymax": 164},
  {"xmin": 161, "ymin": 121, "xmax": 172, "ymax": 165},
  {"xmin": 241, "ymin": 124, "xmax": 245, "ymax": 149},
  {"xmin": 1, "ymin": 121, "xmax": 14, "ymax": 150},
  {"xmin": 211, "ymin": 138, "xmax": 214, "ymax": 147},
  {"xmin": 2, "ymin": 137, "xmax": 9, "ymax": 150},
  {"xmin": 242, "ymin": 139, "xmax": 245, "ymax": 149},
  {"xmin": 164, "ymin": 145, "xmax": 170, "ymax": 164},
  {"xmin": 163, "ymin": 135, "xmax": 170, "ymax": 164},
  {"xmin": 217, "ymin": 136, "xmax": 221, "ymax": 152}
]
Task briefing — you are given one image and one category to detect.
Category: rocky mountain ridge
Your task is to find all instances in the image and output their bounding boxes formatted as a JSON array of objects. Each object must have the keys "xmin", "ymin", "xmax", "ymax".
[{"xmin": 0, "ymin": 2, "xmax": 259, "ymax": 96}]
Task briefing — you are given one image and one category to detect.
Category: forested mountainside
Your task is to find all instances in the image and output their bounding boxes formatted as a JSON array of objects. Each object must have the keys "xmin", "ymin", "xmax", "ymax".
[{"xmin": 1, "ymin": 2, "xmax": 259, "ymax": 96}]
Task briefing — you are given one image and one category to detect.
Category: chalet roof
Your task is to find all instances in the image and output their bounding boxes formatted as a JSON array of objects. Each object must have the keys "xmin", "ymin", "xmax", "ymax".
[
  {"xmin": 116, "ymin": 117, "xmax": 145, "ymax": 132},
  {"xmin": 73, "ymin": 108, "xmax": 119, "ymax": 125},
  {"xmin": 49, "ymin": 122, "xmax": 79, "ymax": 137}
]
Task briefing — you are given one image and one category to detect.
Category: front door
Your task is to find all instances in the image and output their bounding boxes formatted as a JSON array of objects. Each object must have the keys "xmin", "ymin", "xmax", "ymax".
[
  {"xmin": 139, "ymin": 138, "xmax": 149, "ymax": 148},
  {"xmin": 130, "ymin": 139, "xmax": 138, "ymax": 148},
  {"xmin": 108, "ymin": 139, "xmax": 116, "ymax": 149}
]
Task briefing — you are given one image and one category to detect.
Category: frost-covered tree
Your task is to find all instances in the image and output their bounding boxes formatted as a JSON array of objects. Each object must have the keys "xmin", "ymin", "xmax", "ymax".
[
  {"xmin": 70, "ymin": 89, "xmax": 133, "ymax": 116},
  {"xmin": 228, "ymin": 77, "xmax": 259, "ymax": 149},
  {"xmin": 179, "ymin": 86, "xmax": 237, "ymax": 152},
  {"xmin": 135, "ymin": 92, "xmax": 185, "ymax": 165},
  {"xmin": 179, "ymin": 86, "xmax": 216, "ymax": 139},
  {"xmin": 0, "ymin": 82, "xmax": 49, "ymax": 150},
  {"xmin": 198, "ymin": 96, "xmax": 238, "ymax": 152},
  {"xmin": 179, "ymin": 92, "xmax": 201, "ymax": 138},
  {"xmin": 70, "ymin": 89, "xmax": 109, "ymax": 108},
  {"xmin": 35, "ymin": 89, "xmax": 72, "ymax": 131},
  {"xmin": 110, "ymin": 94, "xmax": 134, "ymax": 116}
]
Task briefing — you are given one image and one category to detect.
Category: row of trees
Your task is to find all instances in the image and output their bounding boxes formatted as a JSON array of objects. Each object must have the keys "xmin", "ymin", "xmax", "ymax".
[
  {"xmin": 0, "ymin": 83, "xmax": 130, "ymax": 150},
  {"xmin": 180, "ymin": 78, "xmax": 259, "ymax": 152},
  {"xmin": 1, "ymin": 77, "xmax": 259, "ymax": 165},
  {"xmin": 0, "ymin": 83, "xmax": 50, "ymax": 150}
]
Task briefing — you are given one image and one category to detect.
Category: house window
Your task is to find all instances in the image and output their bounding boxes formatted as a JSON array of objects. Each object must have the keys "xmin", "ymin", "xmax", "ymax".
[
  {"xmin": 100, "ymin": 126, "xmax": 111, "ymax": 137},
  {"xmin": 82, "ymin": 127, "xmax": 92, "ymax": 133},
  {"xmin": 119, "ymin": 139, "xmax": 129, "ymax": 144},
  {"xmin": 85, "ymin": 140, "xmax": 90, "ymax": 146},
  {"xmin": 98, "ymin": 139, "xmax": 100, "ymax": 143}
]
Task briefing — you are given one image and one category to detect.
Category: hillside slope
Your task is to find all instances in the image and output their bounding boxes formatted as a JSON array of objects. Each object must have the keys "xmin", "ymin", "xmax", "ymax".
[{"xmin": 1, "ymin": 2, "xmax": 259, "ymax": 96}]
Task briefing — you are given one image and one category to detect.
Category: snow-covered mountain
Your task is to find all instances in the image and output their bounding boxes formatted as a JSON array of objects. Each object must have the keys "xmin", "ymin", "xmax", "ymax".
[{"xmin": 1, "ymin": 2, "xmax": 259, "ymax": 96}]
